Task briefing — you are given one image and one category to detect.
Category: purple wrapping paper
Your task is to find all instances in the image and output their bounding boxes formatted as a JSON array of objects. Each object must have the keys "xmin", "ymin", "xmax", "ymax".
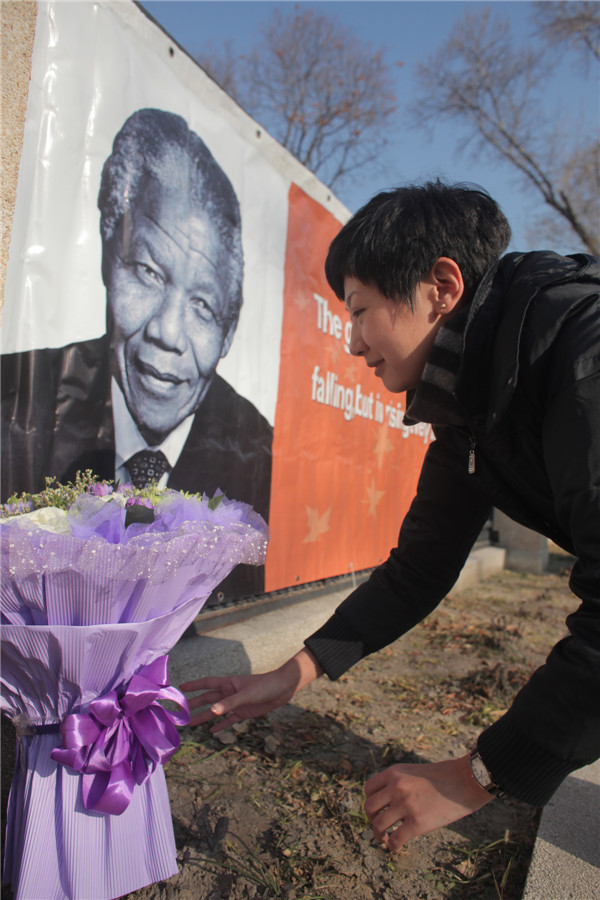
[
  {"xmin": 1, "ymin": 492, "xmax": 268, "ymax": 626},
  {"xmin": 1, "ymin": 493, "xmax": 268, "ymax": 900}
]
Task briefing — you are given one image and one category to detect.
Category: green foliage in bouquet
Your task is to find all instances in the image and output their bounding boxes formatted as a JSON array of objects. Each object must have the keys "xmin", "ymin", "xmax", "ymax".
[{"xmin": 1, "ymin": 470, "xmax": 224, "ymax": 520}]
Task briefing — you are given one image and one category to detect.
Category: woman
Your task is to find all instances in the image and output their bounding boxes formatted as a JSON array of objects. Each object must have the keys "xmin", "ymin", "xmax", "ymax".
[{"xmin": 183, "ymin": 181, "xmax": 600, "ymax": 851}]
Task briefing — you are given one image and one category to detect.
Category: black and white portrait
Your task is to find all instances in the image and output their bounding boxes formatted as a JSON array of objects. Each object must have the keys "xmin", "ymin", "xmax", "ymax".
[{"xmin": 2, "ymin": 108, "xmax": 274, "ymax": 604}]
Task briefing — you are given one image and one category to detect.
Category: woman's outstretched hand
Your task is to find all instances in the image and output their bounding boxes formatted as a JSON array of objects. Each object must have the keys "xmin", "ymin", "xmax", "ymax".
[
  {"xmin": 180, "ymin": 647, "xmax": 323, "ymax": 732},
  {"xmin": 364, "ymin": 755, "xmax": 493, "ymax": 851}
]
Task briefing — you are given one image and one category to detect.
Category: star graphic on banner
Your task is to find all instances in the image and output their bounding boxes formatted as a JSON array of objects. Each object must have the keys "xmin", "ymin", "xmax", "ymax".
[
  {"xmin": 324, "ymin": 340, "xmax": 341, "ymax": 366},
  {"xmin": 303, "ymin": 506, "xmax": 331, "ymax": 543},
  {"xmin": 294, "ymin": 289, "xmax": 312, "ymax": 312},
  {"xmin": 362, "ymin": 478, "xmax": 385, "ymax": 517},
  {"xmin": 374, "ymin": 424, "xmax": 394, "ymax": 470}
]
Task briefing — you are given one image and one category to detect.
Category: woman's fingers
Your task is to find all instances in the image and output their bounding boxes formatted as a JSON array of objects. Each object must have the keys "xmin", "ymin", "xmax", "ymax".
[
  {"xmin": 185, "ymin": 690, "xmax": 218, "ymax": 710},
  {"xmin": 186, "ymin": 688, "xmax": 247, "ymax": 727},
  {"xmin": 364, "ymin": 758, "xmax": 494, "ymax": 852},
  {"xmin": 180, "ymin": 676, "xmax": 224, "ymax": 692},
  {"xmin": 188, "ymin": 707, "xmax": 220, "ymax": 727},
  {"xmin": 371, "ymin": 808, "xmax": 403, "ymax": 842},
  {"xmin": 364, "ymin": 768, "xmax": 389, "ymax": 797},
  {"xmin": 389, "ymin": 819, "xmax": 424, "ymax": 852}
]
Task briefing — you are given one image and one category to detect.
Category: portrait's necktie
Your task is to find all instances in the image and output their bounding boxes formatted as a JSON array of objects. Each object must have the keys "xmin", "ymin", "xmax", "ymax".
[{"xmin": 126, "ymin": 449, "xmax": 170, "ymax": 489}]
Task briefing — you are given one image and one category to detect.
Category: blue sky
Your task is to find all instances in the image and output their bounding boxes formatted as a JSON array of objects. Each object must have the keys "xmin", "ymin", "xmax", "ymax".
[{"xmin": 139, "ymin": 1, "xmax": 598, "ymax": 253}]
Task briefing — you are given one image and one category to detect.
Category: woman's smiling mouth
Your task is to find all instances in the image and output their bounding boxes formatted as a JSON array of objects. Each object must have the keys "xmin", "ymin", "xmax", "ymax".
[{"xmin": 367, "ymin": 359, "xmax": 385, "ymax": 377}]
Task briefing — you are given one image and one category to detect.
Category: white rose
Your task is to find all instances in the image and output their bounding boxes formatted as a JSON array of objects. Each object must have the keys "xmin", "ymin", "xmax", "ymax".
[
  {"xmin": 101, "ymin": 493, "xmax": 127, "ymax": 506},
  {"xmin": 6, "ymin": 506, "xmax": 71, "ymax": 534}
]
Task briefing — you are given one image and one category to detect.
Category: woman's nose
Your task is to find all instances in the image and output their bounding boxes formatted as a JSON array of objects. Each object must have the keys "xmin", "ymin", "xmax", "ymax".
[
  {"xmin": 144, "ymin": 288, "xmax": 187, "ymax": 353},
  {"xmin": 348, "ymin": 321, "xmax": 367, "ymax": 356}
]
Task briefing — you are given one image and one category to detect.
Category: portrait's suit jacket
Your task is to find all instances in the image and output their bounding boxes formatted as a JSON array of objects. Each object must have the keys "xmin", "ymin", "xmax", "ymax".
[{"xmin": 1, "ymin": 336, "xmax": 273, "ymax": 605}]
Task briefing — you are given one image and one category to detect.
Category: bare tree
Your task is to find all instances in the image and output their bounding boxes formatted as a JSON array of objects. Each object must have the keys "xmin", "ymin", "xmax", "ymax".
[
  {"xmin": 411, "ymin": 6, "xmax": 599, "ymax": 255},
  {"xmin": 532, "ymin": 1, "xmax": 600, "ymax": 67},
  {"xmin": 527, "ymin": 140, "xmax": 600, "ymax": 249},
  {"xmin": 196, "ymin": 6, "xmax": 399, "ymax": 192},
  {"xmin": 198, "ymin": 39, "xmax": 240, "ymax": 99}
]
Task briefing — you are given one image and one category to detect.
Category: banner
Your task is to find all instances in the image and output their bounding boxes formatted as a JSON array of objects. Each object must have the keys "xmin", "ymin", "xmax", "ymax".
[
  {"xmin": 266, "ymin": 184, "xmax": 431, "ymax": 590},
  {"xmin": 1, "ymin": 1, "xmax": 431, "ymax": 606}
]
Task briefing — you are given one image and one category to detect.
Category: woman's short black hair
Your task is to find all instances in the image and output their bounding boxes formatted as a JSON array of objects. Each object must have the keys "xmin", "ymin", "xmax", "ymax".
[{"xmin": 325, "ymin": 180, "xmax": 511, "ymax": 307}]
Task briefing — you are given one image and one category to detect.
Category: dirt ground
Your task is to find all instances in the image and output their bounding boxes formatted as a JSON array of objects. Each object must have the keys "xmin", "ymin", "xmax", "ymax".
[{"xmin": 2, "ymin": 553, "xmax": 576, "ymax": 900}]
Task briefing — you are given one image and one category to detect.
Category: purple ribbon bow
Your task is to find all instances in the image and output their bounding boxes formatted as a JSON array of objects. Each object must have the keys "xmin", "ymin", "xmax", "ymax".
[{"xmin": 51, "ymin": 655, "xmax": 190, "ymax": 815}]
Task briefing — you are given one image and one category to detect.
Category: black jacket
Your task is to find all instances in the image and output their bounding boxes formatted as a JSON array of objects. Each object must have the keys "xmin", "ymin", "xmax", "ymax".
[{"xmin": 306, "ymin": 251, "xmax": 600, "ymax": 806}]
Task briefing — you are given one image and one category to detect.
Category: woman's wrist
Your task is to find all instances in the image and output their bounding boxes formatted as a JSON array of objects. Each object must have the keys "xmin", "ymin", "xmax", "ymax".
[
  {"xmin": 280, "ymin": 648, "xmax": 324, "ymax": 696},
  {"xmin": 458, "ymin": 753, "xmax": 497, "ymax": 805}
]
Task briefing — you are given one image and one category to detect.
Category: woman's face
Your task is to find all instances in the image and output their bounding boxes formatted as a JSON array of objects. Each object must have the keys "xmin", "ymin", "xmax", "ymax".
[{"xmin": 344, "ymin": 276, "xmax": 443, "ymax": 393}]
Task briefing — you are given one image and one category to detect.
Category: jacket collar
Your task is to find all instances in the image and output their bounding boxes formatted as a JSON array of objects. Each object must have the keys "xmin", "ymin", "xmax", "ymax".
[{"xmin": 457, "ymin": 251, "xmax": 596, "ymax": 430}]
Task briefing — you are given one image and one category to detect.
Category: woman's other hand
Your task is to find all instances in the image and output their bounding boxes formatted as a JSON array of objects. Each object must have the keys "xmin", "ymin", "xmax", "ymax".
[
  {"xmin": 180, "ymin": 647, "xmax": 323, "ymax": 732},
  {"xmin": 364, "ymin": 755, "xmax": 494, "ymax": 851}
]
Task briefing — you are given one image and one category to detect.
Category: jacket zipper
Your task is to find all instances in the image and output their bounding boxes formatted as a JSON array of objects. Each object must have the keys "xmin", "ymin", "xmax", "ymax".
[
  {"xmin": 468, "ymin": 440, "xmax": 476, "ymax": 475},
  {"xmin": 452, "ymin": 392, "xmax": 478, "ymax": 475}
]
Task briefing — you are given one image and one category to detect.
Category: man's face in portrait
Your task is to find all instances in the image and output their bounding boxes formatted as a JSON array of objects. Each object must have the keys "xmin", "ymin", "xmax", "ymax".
[{"xmin": 105, "ymin": 172, "xmax": 238, "ymax": 445}]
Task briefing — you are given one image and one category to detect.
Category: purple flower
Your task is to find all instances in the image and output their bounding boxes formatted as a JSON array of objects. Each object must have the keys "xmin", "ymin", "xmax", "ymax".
[
  {"xmin": 125, "ymin": 497, "xmax": 153, "ymax": 509},
  {"xmin": 87, "ymin": 483, "xmax": 113, "ymax": 497},
  {"xmin": 2, "ymin": 500, "xmax": 34, "ymax": 517},
  {"xmin": 124, "ymin": 496, "xmax": 155, "ymax": 529},
  {"xmin": 116, "ymin": 483, "xmax": 135, "ymax": 497}
]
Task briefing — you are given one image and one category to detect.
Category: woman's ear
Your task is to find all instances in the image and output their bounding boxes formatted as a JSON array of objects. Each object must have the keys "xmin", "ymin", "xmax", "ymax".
[{"xmin": 430, "ymin": 257, "xmax": 464, "ymax": 315}]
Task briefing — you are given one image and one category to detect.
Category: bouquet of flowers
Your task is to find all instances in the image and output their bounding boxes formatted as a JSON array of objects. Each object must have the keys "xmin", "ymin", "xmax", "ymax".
[{"xmin": 1, "ymin": 473, "xmax": 269, "ymax": 900}]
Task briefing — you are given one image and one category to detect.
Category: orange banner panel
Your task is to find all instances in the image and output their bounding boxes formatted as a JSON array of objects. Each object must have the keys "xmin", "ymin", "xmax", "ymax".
[{"xmin": 265, "ymin": 184, "xmax": 432, "ymax": 592}]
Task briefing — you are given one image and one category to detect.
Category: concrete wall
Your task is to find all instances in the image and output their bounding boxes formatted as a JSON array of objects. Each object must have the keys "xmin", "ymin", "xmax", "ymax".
[
  {"xmin": 1, "ymin": 0, "xmax": 37, "ymax": 311},
  {"xmin": 493, "ymin": 509, "xmax": 549, "ymax": 574}
]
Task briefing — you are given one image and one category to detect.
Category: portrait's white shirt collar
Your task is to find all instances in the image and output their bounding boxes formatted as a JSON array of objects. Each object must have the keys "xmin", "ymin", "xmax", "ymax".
[{"xmin": 111, "ymin": 378, "xmax": 194, "ymax": 486}]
